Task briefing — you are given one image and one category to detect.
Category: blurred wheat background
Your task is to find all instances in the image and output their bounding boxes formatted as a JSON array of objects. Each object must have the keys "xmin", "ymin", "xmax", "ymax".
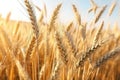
[{"xmin": 0, "ymin": 0, "xmax": 120, "ymax": 80}]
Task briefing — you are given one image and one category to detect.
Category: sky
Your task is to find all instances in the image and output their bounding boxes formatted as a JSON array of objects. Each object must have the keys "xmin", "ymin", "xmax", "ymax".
[{"xmin": 0, "ymin": 0, "xmax": 120, "ymax": 24}]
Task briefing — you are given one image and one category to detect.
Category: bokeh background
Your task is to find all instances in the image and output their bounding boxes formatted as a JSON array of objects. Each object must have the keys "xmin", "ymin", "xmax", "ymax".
[{"xmin": 0, "ymin": 0, "xmax": 120, "ymax": 25}]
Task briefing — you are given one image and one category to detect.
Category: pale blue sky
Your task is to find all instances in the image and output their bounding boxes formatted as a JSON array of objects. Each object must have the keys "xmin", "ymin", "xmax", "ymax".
[{"xmin": 0, "ymin": 0, "xmax": 120, "ymax": 24}]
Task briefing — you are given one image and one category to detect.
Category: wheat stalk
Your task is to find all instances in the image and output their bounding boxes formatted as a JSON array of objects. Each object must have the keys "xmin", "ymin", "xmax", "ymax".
[
  {"xmin": 5, "ymin": 12, "xmax": 11, "ymax": 23},
  {"xmin": 50, "ymin": 61, "xmax": 60, "ymax": 80},
  {"xmin": 0, "ymin": 27, "xmax": 30, "ymax": 80},
  {"xmin": 24, "ymin": 1, "xmax": 40, "ymax": 79},
  {"xmin": 39, "ymin": 64, "xmax": 45, "ymax": 79}
]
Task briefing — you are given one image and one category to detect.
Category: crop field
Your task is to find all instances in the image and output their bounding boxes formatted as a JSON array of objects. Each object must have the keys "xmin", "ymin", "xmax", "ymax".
[{"xmin": 0, "ymin": 0, "xmax": 120, "ymax": 80}]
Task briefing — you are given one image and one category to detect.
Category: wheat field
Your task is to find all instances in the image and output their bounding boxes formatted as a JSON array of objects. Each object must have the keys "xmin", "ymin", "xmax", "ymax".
[{"xmin": 0, "ymin": 0, "xmax": 120, "ymax": 80}]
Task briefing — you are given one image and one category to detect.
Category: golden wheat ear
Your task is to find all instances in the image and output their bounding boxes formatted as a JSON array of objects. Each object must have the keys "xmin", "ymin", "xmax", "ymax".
[
  {"xmin": 76, "ymin": 38, "xmax": 108, "ymax": 68},
  {"xmin": 49, "ymin": 3, "xmax": 62, "ymax": 32},
  {"xmin": 93, "ymin": 47, "xmax": 120, "ymax": 68},
  {"xmin": 88, "ymin": 0, "xmax": 98, "ymax": 14},
  {"xmin": 93, "ymin": 21, "xmax": 104, "ymax": 46},
  {"xmin": 72, "ymin": 4, "xmax": 81, "ymax": 26},
  {"xmin": 65, "ymin": 22, "xmax": 73, "ymax": 32},
  {"xmin": 108, "ymin": 1, "xmax": 116, "ymax": 16},
  {"xmin": 94, "ymin": 5, "xmax": 107, "ymax": 24},
  {"xmin": 24, "ymin": 0, "xmax": 39, "ymax": 39},
  {"xmin": 55, "ymin": 31, "xmax": 68, "ymax": 65}
]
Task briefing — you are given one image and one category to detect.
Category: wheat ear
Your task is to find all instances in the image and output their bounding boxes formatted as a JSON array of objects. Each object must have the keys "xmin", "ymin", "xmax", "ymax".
[
  {"xmin": 93, "ymin": 21, "xmax": 104, "ymax": 46},
  {"xmin": 24, "ymin": 0, "xmax": 39, "ymax": 38},
  {"xmin": 64, "ymin": 31, "xmax": 78, "ymax": 57},
  {"xmin": 108, "ymin": 1, "xmax": 116, "ymax": 16},
  {"xmin": 72, "ymin": 4, "xmax": 81, "ymax": 26},
  {"xmin": 88, "ymin": 21, "xmax": 104, "ymax": 64},
  {"xmin": 93, "ymin": 47, "xmax": 120, "ymax": 68},
  {"xmin": 55, "ymin": 31, "xmax": 68, "ymax": 64},
  {"xmin": 66, "ymin": 22, "xmax": 73, "ymax": 32},
  {"xmin": 49, "ymin": 3, "xmax": 62, "ymax": 31},
  {"xmin": 25, "ymin": 36, "xmax": 36, "ymax": 61},
  {"xmin": 76, "ymin": 39, "xmax": 107, "ymax": 68},
  {"xmin": 94, "ymin": 5, "xmax": 107, "ymax": 23}
]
